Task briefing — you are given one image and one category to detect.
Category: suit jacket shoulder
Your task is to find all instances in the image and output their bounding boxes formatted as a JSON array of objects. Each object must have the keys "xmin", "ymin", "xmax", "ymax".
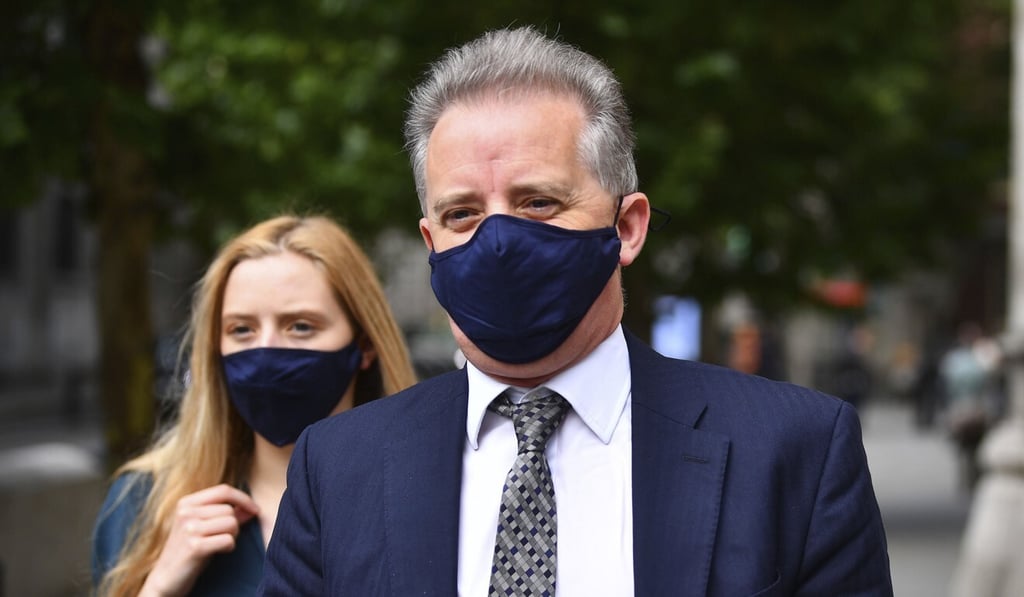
[
  {"xmin": 624, "ymin": 329, "xmax": 891, "ymax": 596},
  {"xmin": 300, "ymin": 367, "xmax": 468, "ymax": 462},
  {"xmin": 262, "ymin": 368, "xmax": 469, "ymax": 596}
]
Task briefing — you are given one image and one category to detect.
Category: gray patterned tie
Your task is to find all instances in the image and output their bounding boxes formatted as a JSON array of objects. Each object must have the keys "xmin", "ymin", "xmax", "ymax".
[{"xmin": 488, "ymin": 389, "xmax": 570, "ymax": 597}]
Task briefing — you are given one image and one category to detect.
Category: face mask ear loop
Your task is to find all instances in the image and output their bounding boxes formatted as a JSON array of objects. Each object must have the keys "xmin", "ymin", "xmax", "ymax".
[{"xmin": 612, "ymin": 195, "xmax": 625, "ymax": 228}]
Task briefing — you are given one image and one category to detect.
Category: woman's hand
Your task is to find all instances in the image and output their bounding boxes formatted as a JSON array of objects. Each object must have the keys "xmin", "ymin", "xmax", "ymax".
[{"xmin": 139, "ymin": 484, "xmax": 259, "ymax": 597}]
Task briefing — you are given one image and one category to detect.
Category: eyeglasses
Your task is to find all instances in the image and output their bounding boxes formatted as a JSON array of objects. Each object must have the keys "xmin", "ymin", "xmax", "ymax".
[{"xmin": 650, "ymin": 206, "xmax": 672, "ymax": 232}]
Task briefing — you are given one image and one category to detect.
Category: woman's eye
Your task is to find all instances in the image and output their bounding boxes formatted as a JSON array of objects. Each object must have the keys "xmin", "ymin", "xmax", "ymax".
[
  {"xmin": 227, "ymin": 325, "xmax": 252, "ymax": 337},
  {"xmin": 291, "ymin": 321, "xmax": 315, "ymax": 334}
]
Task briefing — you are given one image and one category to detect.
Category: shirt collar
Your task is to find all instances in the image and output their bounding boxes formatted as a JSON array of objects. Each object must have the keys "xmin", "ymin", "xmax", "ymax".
[{"xmin": 466, "ymin": 325, "xmax": 631, "ymax": 449}]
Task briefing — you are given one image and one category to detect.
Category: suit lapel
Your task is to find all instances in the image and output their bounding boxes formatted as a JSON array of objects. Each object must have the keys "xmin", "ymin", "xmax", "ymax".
[
  {"xmin": 627, "ymin": 331, "xmax": 730, "ymax": 597},
  {"xmin": 378, "ymin": 336, "xmax": 731, "ymax": 595},
  {"xmin": 383, "ymin": 371, "xmax": 468, "ymax": 596}
]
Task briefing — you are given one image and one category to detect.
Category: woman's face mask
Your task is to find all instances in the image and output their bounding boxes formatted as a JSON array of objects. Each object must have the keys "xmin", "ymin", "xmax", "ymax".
[{"xmin": 222, "ymin": 343, "xmax": 362, "ymax": 446}]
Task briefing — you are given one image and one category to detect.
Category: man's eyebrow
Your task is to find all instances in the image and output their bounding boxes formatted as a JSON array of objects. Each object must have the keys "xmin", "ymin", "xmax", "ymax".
[
  {"xmin": 430, "ymin": 192, "xmax": 477, "ymax": 216},
  {"xmin": 508, "ymin": 181, "xmax": 571, "ymax": 197}
]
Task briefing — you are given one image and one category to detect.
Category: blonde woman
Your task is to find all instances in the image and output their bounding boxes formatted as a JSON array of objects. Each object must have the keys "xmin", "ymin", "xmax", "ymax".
[{"xmin": 91, "ymin": 215, "xmax": 417, "ymax": 596}]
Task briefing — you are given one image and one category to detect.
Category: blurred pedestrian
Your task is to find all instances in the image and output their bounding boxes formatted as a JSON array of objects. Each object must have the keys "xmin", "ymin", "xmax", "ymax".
[
  {"xmin": 726, "ymin": 320, "xmax": 787, "ymax": 381},
  {"xmin": 908, "ymin": 341, "xmax": 945, "ymax": 429},
  {"xmin": 938, "ymin": 321, "xmax": 1002, "ymax": 489},
  {"xmin": 91, "ymin": 215, "xmax": 417, "ymax": 596},
  {"xmin": 812, "ymin": 323, "xmax": 874, "ymax": 411}
]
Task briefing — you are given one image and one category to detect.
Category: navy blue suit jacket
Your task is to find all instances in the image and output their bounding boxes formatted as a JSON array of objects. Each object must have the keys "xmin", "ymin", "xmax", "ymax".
[{"xmin": 260, "ymin": 331, "xmax": 892, "ymax": 596}]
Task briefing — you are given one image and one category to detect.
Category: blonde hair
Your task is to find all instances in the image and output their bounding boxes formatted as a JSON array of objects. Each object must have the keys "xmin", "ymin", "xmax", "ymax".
[{"xmin": 98, "ymin": 215, "xmax": 417, "ymax": 596}]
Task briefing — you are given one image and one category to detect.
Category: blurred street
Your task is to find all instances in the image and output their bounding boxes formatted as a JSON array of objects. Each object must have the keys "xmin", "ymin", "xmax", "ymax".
[
  {"xmin": 861, "ymin": 398, "xmax": 972, "ymax": 597},
  {"xmin": 0, "ymin": 393, "xmax": 978, "ymax": 596}
]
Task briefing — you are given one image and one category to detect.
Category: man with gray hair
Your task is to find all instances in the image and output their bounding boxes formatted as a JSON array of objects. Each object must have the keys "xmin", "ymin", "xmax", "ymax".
[{"xmin": 260, "ymin": 26, "xmax": 892, "ymax": 596}]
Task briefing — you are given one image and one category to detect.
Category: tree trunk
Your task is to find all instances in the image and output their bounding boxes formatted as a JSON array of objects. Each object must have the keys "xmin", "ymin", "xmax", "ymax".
[{"xmin": 87, "ymin": 0, "xmax": 156, "ymax": 466}]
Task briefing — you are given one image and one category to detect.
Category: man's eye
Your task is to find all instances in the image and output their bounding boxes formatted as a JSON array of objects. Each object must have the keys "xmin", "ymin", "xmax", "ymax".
[
  {"xmin": 442, "ymin": 208, "xmax": 480, "ymax": 231},
  {"xmin": 445, "ymin": 209, "xmax": 472, "ymax": 222},
  {"xmin": 526, "ymin": 198, "xmax": 557, "ymax": 210}
]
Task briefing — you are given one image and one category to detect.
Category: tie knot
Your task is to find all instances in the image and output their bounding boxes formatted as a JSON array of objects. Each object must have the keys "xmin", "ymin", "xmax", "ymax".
[{"xmin": 491, "ymin": 390, "xmax": 569, "ymax": 454}]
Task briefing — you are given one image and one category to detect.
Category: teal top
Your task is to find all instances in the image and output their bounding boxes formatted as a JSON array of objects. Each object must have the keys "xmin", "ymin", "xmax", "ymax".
[{"xmin": 91, "ymin": 473, "xmax": 266, "ymax": 596}]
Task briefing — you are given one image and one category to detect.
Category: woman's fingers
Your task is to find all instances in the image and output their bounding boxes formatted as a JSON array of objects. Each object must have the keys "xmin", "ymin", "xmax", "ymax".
[
  {"xmin": 178, "ymin": 483, "xmax": 260, "ymax": 515},
  {"xmin": 182, "ymin": 511, "xmax": 241, "ymax": 540},
  {"xmin": 140, "ymin": 484, "xmax": 261, "ymax": 597},
  {"xmin": 172, "ymin": 485, "xmax": 260, "ymax": 555}
]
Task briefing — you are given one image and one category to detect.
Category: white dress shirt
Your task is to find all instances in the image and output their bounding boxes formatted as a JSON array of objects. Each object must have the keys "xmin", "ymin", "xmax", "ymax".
[{"xmin": 458, "ymin": 325, "xmax": 634, "ymax": 596}]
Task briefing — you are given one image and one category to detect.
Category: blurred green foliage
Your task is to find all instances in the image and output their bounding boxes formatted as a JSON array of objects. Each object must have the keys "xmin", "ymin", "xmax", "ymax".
[
  {"xmin": 1, "ymin": 0, "xmax": 1009, "ymax": 456},
  {"xmin": 2, "ymin": 0, "xmax": 1010, "ymax": 304}
]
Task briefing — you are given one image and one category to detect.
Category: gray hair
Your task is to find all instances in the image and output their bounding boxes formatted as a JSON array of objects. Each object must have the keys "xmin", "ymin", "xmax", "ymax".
[{"xmin": 403, "ymin": 26, "xmax": 638, "ymax": 214}]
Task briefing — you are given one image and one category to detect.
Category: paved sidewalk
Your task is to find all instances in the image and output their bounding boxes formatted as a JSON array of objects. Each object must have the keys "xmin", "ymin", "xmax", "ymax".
[
  {"xmin": 860, "ymin": 399, "xmax": 972, "ymax": 597},
  {"xmin": 0, "ymin": 412, "xmax": 106, "ymax": 596}
]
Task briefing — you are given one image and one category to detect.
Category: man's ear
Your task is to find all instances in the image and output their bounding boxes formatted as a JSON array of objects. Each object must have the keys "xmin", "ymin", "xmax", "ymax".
[
  {"xmin": 419, "ymin": 217, "xmax": 435, "ymax": 252},
  {"xmin": 616, "ymin": 192, "xmax": 650, "ymax": 267}
]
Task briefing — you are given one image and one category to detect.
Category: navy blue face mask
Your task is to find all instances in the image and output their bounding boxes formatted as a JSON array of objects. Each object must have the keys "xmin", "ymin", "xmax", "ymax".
[
  {"xmin": 222, "ymin": 343, "xmax": 362, "ymax": 446},
  {"xmin": 428, "ymin": 214, "xmax": 621, "ymax": 364}
]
